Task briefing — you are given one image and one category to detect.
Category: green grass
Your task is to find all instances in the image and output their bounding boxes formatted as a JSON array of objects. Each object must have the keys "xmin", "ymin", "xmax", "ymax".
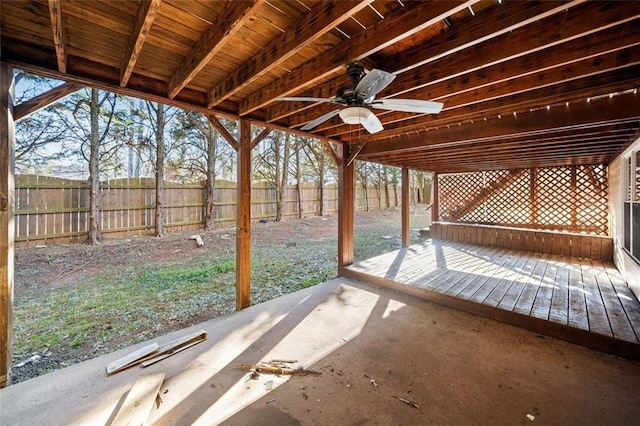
[{"xmin": 12, "ymin": 208, "xmax": 426, "ymax": 382}]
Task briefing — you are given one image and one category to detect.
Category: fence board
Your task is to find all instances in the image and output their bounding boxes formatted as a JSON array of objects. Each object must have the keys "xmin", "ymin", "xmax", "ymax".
[{"xmin": 14, "ymin": 175, "xmax": 404, "ymax": 246}]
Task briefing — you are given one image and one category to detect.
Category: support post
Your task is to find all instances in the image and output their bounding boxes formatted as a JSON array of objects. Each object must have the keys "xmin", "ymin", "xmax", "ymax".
[
  {"xmin": 401, "ymin": 167, "xmax": 410, "ymax": 248},
  {"xmin": 236, "ymin": 119, "xmax": 252, "ymax": 310},
  {"xmin": 0, "ymin": 62, "xmax": 15, "ymax": 388},
  {"xmin": 431, "ymin": 173, "xmax": 439, "ymax": 223},
  {"xmin": 337, "ymin": 144, "xmax": 354, "ymax": 275}
]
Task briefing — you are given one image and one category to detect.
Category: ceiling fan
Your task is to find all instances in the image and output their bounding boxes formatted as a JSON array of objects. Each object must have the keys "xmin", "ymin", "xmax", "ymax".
[{"xmin": 277, "ymin": 63, "xmax": 443, "ymax": 134}]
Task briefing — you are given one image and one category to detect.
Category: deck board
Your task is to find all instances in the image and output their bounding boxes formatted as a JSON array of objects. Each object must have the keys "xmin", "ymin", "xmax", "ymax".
[{"xmin": 345, "ymin": 239, "xmax": 640, "ymax": 358}]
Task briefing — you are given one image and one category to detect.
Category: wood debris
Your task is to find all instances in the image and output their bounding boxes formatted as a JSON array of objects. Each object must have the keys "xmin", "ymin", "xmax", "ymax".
[
  {"xmin": 106, "ymin": 330, "xmax": 207, "ymax": 375},
  {"xmin": 235, "ymin": 360, "xmax": 320, "ymax": 377},
  {"xmin": 393, "ymin": 395, "xmax": 421, "ymax": 410}
]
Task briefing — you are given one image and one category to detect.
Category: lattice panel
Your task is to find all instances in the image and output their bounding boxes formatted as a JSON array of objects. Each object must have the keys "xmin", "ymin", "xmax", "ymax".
[
  {"xmin": 461, "ymin": 171, "xmax": 530, "ymax": 225},
  {"xmin": 438, "ymin": 165, "xmax": 609, "ymax": 235},
  {"xmin": 576, "ymin": 164, "xmax": 608, "ymax": 234},
  {"xmin": 537, "ymin": 167, "xmax": 572, "ymax": 227}
]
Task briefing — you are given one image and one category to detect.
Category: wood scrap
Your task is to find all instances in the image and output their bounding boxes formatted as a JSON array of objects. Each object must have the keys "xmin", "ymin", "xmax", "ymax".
[
  {"xmin": 392, "ymin": 395, "xmax": 421, "ymax": 410},
  {"xmin": 138, "ymin": 330, "xmax": 208, "ymax": 366},
  {"xmin": 234, "ymin": 361, "xmax": 320, "ymax": 376},
  {"xmin": 111, "ymin": 373, "xmax": 165, "ymax": 426},
  {"xmin": 106, "ymin": 343, "xmax": 159, "ymax": 375},
  {"xmin": 106, "ymin": 330, "xmax": 207, "ymax": 375}
]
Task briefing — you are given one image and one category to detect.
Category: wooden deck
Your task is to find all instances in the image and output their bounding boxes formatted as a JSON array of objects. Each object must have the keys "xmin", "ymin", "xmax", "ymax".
[{"xmin": 344, "ymin": 239, "xmax": 640, "ymax": 360}]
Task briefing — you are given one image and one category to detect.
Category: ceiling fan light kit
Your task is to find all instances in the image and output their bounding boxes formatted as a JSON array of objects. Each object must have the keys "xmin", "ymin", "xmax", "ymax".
[{"xmin": 339, "ymin": 106, "xmax": 372, "ymax": 124}]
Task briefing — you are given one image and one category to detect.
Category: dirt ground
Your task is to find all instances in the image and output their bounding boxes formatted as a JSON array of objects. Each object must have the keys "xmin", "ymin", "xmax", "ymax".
[{"xmin": 12, "ymin": 207, "xmax": 431, "ymax": 383}]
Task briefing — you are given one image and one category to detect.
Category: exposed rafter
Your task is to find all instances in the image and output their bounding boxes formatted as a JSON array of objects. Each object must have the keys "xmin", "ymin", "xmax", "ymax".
[
  {"xmin": 120, "ymin": 0, "xmax": 161, "ymax": 87},
  {"xmin": 359, "ymin": 92, "xmax": 640, "ymax": 162},
  {"xmin": 167, "ymin": 0, "xmax": 264, "ymax": 99},
  {"xmin": 207, "ymin": 0, "xmax": 373, "ymax": 108},
  {"xmin": 267, "ymin": 0, "xmax": 584, "ymax": 123},
  {"xmin": 208, "ymin": 115, "xmax": 238, "ymax": 151},
  {"xmin": 239, "ymin": 0, "xmax": 478, "ymax": 115},
  {"xmin": 47, "ymin": 0, "xmax": 66, "ymax": 73}
]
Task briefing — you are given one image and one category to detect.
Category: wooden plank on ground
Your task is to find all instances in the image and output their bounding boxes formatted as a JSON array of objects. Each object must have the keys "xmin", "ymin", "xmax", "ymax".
[
  {"xmin": 431, "ymin": 246, "xmax": 500, "ymax": 294},
  {"xmin": 548, "ymin": 257, "xmax": 570, "ymax": 325},
  {"xmin": 497, "ymin": 252, "xmax": 541, "ymax": 311},
  {"xmin": 139, "ymin": 330, "xmax": 208, "ymax": 366},
  {"xmin": 453, "ymin": 250, "xmax": 514, "ymax": 300},
  {"xmin": 106, "ymin": 343, "xmax": 159, "ymax": 375},
  {"xmin": 590, "ymin": 260, "xmax": 637, "ymax": 343},
  {"xmin": 111, "ymin": 372, "xmax": 165, "ymax": 426},
  {"xmin": 567, "ymin": 257, "xmax": 589, "ymax": 331},
  {"xmin": 580, "ymin": 258, "xmax": 613, "ymax": 337}
]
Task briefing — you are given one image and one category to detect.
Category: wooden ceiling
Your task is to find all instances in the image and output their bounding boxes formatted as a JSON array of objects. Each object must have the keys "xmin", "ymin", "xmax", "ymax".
[{"xmin": 1, "ymin": 0, "xmax": 639, "ymax": 173}]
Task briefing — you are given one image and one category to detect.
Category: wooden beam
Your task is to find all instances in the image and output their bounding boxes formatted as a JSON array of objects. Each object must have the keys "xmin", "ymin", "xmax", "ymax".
[
  {"xmin": 359, "ymin": 92, "xmax": 640, "ymax": 157},
  {"xmin": 337, "ymin": 143, "xmax": 354, "ymax": 275},
  {"xmin": 236, "ymin": 119, "xmax": 252, "ymax": 310},
  {"xmin": 14, "ymin": 81, "xmax": 82, "ymax": 121},
  {"xmin": 47, "ymin": 0, "xmax": 66, "ymax": 73},
  {"xmin": 208, "ymin": 115, "xmax": 239, "ymax": 151},
  {"xmin": 167, "ymin": 0, "xmax": 263, "ymax": 99},
  {"xmin": 401, "ymin": 167, "xmax": 410, "ymax": 248},
  {"xmin": 322, "ymin": 141, "xmax": 340, "ymax": 166},
  {"xmin": 240, "ymin": 0, "xmax": 477, "ymax": 115},
  {"xmin": 208, "ymin": 0, "xmax": 373, "ymax": 107},
  {"xmin": 120, "ymin": 0, "xmax": 161, "ymax": 87},
  {"xmin": 0, "ymin": 62, "xmax": 15, "ymax": 388},
  {"xmin": 267, "ymin": 0, "xmax": 582, "ymax": 123},
  {"xmin": 250, "ymin": 127, "xmax": 272, "ymax": 150},
  {"xmin": 319, "ymin": 15, "xmax": 640, "ymax": 137},
  {"xmin": 346, "ymin": 141, "xmax": 367, "ymax": 167}
]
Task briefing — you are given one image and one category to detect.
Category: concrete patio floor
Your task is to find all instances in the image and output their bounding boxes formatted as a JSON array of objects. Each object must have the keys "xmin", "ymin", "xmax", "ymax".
[{"xmin": 1, "ymin": 277, "xmax": 640, "ymax": 425}]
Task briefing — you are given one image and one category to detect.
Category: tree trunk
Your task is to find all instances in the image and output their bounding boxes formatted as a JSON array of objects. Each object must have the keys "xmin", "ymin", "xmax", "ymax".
[
  {"xmin": 319, "ymin": 151, "xmax": 325, "ymax": 216},
  {"xmin": 87, "ymin": 88, "xmax": 102, "ymax": 244},
  {"xmin": 154, "ymin": 103, "xmax": 165, "ymax": 237},
  {"xmin": 384, "ymin": 168, "xmax": 390, "ymax": 208},
  {"xmin": 276, "ymin": 132, "xmax": 290, "ymax": 222},
  {"xmin": 204, "ymin": 125, "xmax": 217, "ymax": 230},
  {"xmin": 363, "ymin": 179, "xmax": 369, "ymax": 211},
  {"xmin": 295, "ymin": 136, "xmax": 302, "ymax": 218}
]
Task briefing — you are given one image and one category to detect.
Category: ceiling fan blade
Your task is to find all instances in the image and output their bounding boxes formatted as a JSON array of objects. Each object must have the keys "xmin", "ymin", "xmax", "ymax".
[
  {"xmin": 355, "ymin": 69, "xmax": 396, "ymax": 101},
  {"xmin": 372, "ymin": 99, "xmax": 444, "ymax": 114},
  {"xmin": 361, "ymin": 111, "xmax": 384, "ymax": 134},
  {"xmin": 277, "ymin": 96, "xmax": 337, "ymax": 103},
  {"xmin": 301, "ymin": 109, "xmax": 341, "ymax": 131}
]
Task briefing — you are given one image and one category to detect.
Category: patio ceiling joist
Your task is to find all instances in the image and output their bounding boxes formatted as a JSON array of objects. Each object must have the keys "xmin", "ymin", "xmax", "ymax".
[
  {"xmin": 119, "ymin": 0, "xmax": 161, "ymax": 87},
  {"xmin": 239, "ymin": 0, "xmax": 477, "ymax": 115},
  {"xmin": 267, "ymin": 0, "xmax": 585, "ymax": 123},
  {"xmin": 167, "ymin": 0, "xmax": 264, "ymax": 99},
  {"xmin": 207, "ymin": 0, "xmax": 374, "ymax": 108}
]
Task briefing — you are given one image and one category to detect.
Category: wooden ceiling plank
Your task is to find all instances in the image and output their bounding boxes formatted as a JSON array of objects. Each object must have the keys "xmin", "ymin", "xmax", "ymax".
[
  {"xmin": 167, "ymin": 0, "xmax": 265, "ymax": 99},
  {"xmin": 120, "ymin": 0, "xmax": 162, "ymax": 87},
  {"xmin": 208, "ymin": 115, "xmax": 239, "ymax": 151},
  {"xmin": 47, "ymin": 0, "xmax": 66, "ymax": 73},
  {"xmin": 351, "ymin": 67, "xmax": 640, "ymax": 142},
  {"xmin": 265, "ymin": 0, "xmax": 584, "ymax": 123},
  {"xmin": 380, "ymin": 1, "xmax": 640, "ymax": 101},
  {"xmin": 239, "ymin": 0, "xmax": 478, "ymax": 115},
  {"xmin": 207, "ymin": 0, "xmax": 374, "ymax": 107},
  {"xmin": 325, "ymin": 43, "xmax": 640, "ymax": 138},
  {"xmin": 14, "ymin": 81, "xmax": 83, "ymax": 121},
  {"xmin": 359, "ymin": 92, "xmax": 640, "ymax": 156}
]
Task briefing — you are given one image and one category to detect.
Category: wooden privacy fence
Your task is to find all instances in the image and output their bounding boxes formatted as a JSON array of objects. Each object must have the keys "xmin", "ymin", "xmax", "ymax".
[
  {"xmin": 438, "ymin": 165, "xmax": 609, "ymax": 235},
  {"xmin": 15, "ymin": 175, "xmax": 414, "ymax": 246}
]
